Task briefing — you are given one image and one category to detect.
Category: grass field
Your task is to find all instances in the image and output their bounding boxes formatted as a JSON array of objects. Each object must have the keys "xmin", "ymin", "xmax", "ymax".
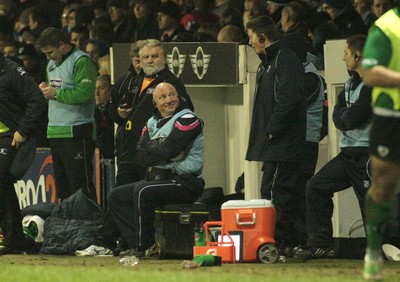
[{"xmin": 0, "ymin": 255, "xmax": 399, "ymax": 282}]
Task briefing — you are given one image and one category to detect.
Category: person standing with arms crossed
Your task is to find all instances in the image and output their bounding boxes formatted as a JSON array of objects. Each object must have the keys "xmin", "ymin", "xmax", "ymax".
[
  {"xmin": 37, "ymin": 27, "xmax": 98, "ymax": 201},
  {"xmin": 362, "ymin": 4, "xmax": 400, "ymax": 281}
]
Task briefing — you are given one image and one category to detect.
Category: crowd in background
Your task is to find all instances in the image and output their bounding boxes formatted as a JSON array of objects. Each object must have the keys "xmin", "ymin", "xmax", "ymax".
[{"xmin": 0, "ymin": 0, "xmax": 394, "ymax": 83}]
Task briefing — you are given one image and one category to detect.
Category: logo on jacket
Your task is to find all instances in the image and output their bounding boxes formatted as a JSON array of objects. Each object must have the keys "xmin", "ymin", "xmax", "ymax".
[
  {"xmin": 0, "ymin": 148, "xmax": 8, "ymax": 155},
  {"xmin": 189, "ymin": 47, "xmax": 211, "ymax": 80},
  {"xmin": 167, "ymin": 47, "xmax": 186, "ymax": 78},
  {"xmin": 73, "ymin": 152, "xmax": 84, "ymax": 160},
  {"xmin": 17, "ymin": 66, "xmax": 26, "ymax": 76},
  {"xmin": 49, "ymin": 79, "xmax": 63, "ymax": 88}
]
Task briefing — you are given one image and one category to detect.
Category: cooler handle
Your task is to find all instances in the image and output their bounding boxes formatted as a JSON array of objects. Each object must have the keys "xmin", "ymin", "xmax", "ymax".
[{"xmin": 236, "ymin": 212, "xmax": 256, "ymax": 225}]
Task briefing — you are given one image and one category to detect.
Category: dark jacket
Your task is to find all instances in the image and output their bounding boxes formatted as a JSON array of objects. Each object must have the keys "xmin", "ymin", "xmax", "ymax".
[
  {"xmin": 332, "ymin": 72, "xmax": 372, "ymax": 153},
  {"xmin": 94, "ymin": 101, "xmax": 114, "ymax": 159},
  {"xmin": 40, "ymin": 189, "xmax": 104, "ymax": 255},
  {"xmin": 0, "ymin": 54, "xmax": 46, "ymax": 138},
  {"xmin": 160, "ymin": 25, "xmax": 193, "ymax": 42},
  {"xmin": 333, "ymin": 7, "xmax": 368, "ymax": 37},
  {"xmin": 130, "ymin": 18, "xmax": 160, "ymax": 42},
  {"xmin": 246, "ymin": 40, "xmax": 306, "ymax": 162},
  {"xmin": 117, "ymin": 66, "xmax": 193, "ymax": 169},
  {"xmin": 109, "ymin": 66, "xmax": 137, "ymax": 161},
  {"xmin": 112, "ymin": 18, "xmax": 133, "ymax": 43}
]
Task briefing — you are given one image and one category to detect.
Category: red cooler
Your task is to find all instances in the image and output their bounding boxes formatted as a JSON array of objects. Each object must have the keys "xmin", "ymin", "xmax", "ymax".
[{"xmin": 221, "ymin": 199, "xmax": 277, "ymax": 262}]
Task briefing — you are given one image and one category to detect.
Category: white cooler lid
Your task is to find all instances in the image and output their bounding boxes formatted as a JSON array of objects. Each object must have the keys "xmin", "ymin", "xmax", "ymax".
[{"xmin": 221, "ymin": 199, "xmax": 274, "ymax": 209}]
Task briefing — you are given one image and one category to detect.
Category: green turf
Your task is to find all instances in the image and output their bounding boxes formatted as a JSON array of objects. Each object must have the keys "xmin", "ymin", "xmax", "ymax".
[{"xmin": 0, "ymin": 256, "xmax": 399, "ymax": 282}]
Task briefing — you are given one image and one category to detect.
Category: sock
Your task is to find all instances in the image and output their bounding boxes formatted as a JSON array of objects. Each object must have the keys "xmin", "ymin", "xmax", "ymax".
[{"xmin": 364, "ymin": 194, "xmax": 393, "ymax": 259}]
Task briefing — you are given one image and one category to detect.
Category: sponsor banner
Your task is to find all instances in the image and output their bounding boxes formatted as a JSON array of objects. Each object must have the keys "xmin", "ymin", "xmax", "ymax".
[
  {"xmin": 112, "ymin": 43, "xmax": 239, "ymax": 85},
  {"xmin": 14, "ymin": 148, "xmax": 101, "ymax": 209}
]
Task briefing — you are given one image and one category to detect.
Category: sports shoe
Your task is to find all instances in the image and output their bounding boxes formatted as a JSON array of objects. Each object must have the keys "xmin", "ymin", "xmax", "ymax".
[
  {"xmin": 294, "ymin": 246, "xmax": 335, "ymax": 260},
  {"xmin": 119, "ymin": 244, "xmax": 159, "ymax": 259},
  {"xmin": 143, "ymin": 244, "xmax": 159, "ymax": 259},
  {"xmin": 363, "ymin": 254, "xmax": 383, "ymax": 281},
  {"xmin": 75, "ymin": 245, "xmax": 113, "ymax": 257},
  {"xmin": 119, "ymin": 248, "xmax": 142, "ymax": 257}
]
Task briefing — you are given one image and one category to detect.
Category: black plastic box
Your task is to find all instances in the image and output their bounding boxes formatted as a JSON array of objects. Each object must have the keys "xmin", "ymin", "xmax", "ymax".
[{"xmin": 154, "ymin": 204, "xmax": 209, "ymax": 259}]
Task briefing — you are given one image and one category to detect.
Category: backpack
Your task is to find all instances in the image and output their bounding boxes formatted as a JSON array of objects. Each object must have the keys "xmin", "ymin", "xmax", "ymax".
[
  {"xmin": 303, "ymin": 63, "xmax": 328, "ymax": 141},
  {"xmin": 273, "ymin": 51, "xmax": 328, "ymax": 141}
]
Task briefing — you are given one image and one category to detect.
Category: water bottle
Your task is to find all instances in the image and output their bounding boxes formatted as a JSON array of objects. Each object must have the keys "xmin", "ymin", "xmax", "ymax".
[
  {"xmin": 181, "ymin": 260, "xmax": 200, "ymax": 269},
  {"xmin": 193, "ymin": 255, "xmax": 222, "ymax": 266},
  {"xmin": 119, "ymin": 256, "xmax": 139, "ymax": 266}
]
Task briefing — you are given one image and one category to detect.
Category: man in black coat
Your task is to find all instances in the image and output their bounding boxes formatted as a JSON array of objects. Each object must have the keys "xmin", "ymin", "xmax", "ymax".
[
  {"xmin": 0, "ymin": 54, "xmax": 47, "ymax": 255},
  {"xmin": 111, "ymin": 39, "xmax": 193, "ymax": 187},
  {"xmin": 246, "ymin": 16, "xmax": 306, "ymax": 256}
]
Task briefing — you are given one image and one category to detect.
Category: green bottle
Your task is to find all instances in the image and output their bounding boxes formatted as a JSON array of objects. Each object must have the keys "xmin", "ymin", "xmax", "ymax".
[{"xmin": 193, "ymin": 255, "xmax": 222, "ymax": 266}]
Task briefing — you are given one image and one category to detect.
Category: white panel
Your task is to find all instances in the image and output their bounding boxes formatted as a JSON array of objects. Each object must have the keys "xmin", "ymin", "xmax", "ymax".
[
  {"xmin": 188, "ymin": 88, "xmax": 227, "ymax": 191},
  {"xmin": 224, "ymin": 87, "xmax": 245, "ymax": 194}
]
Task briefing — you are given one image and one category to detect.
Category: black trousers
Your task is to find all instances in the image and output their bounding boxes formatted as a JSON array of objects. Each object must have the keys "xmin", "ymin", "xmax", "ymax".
[
  {"xmin": 306, "ymin": 150, "xmax": 370, "ymax": 248},
  {"xmin": 49, "ymin": 137, "xmax": 95, "ymax": 200},
  {"xmin": 296, "ymin": 141, "xmax": 320, "ymax": 246},
  {"xmin": 92, "ymin": 171, "xmax": 143, "ymax": 250},
  {"xmin": 115, "ymin": 163, "xmax": 146, "ymax": 187},
  {"xmin": 108, "ymin": 180, "xmax": 198, "ymax": 249},
  {"xmin": 261, "ymin": 161, "xmax": 304, "ymax": 249},
  {"xmin": 0, "ymin": 133, "xmax": 25, "ymax": 249}
]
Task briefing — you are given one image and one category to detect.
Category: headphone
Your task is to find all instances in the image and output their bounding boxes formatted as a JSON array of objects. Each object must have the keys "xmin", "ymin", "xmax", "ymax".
[{"xmin": 259, "ymin": 34, "xmax": 265, "ymax": 43}]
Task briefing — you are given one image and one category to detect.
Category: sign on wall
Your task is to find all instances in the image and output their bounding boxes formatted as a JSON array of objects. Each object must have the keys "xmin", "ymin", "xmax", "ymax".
[
  {"xmin": 112, "ymin": 42, "xmax": 239, "ymax": 86},
  {"xmin": 14, "ymin": 148, "xmax": 101, "ymax": 209}
]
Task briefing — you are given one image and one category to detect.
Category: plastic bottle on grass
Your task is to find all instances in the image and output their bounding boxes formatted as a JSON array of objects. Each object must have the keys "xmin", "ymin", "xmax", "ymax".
[
  {"xmin": 193, "ymin": 255, "xmax": 222, "ymax": 266},
  {"xmin": 181, "ymin": 260, "xmax": 200, "ymax": 269},
  {"xmin": 119, "ymin": 256, "xmax": 139, "ymax": 266}
]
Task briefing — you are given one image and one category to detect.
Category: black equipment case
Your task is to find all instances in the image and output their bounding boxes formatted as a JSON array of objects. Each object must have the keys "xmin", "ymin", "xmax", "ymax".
[{"xmin": 154, "ymin": 204, "xmax": 209, "ymax": 259}]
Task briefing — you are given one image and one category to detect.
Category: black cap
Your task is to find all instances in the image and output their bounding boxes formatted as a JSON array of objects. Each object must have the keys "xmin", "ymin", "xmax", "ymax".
[{"xmin": 157, "ymin": 1, "xmax": 182, "ymax": 22}]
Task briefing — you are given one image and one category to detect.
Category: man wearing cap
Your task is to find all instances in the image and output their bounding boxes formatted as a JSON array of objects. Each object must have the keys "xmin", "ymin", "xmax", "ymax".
[{"xmin": 157, "ymin": 0, "xmax": 192, "ymax": 42}]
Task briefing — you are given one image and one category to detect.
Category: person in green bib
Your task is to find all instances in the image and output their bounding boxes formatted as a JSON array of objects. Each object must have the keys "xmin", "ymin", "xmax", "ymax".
[
  {"xmin": 37, "ymin": 27, "xmax": 98, "ymax": 201},
  {"xmin": 362, "ymin": 4, "xmax": 400, "ymax": 281}
]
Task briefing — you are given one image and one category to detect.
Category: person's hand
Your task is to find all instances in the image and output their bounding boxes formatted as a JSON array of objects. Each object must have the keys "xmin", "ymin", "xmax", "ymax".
[
  {"xmin": 118, "ymin": 104, "xmax": 132, "ymax": 119},
  {"xmin": 11, "ymin": 131, "xmax": 26, "ymax": 149},
  {"xmin": 42, "ymin": 86, "xmax": 57, "ymax": 100},
  {"xmin": 171, "ymin": 151, "xmax": 185, "ymax": 161},
  {"xmin": 39, "ymin": 82, "xmax": 47, "ymax": 90}
]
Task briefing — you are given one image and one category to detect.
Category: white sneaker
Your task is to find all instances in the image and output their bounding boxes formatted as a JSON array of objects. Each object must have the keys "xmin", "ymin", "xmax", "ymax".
[{"xmin": 75, "ymin": 245, "xmax": 113, "ymax": 257}]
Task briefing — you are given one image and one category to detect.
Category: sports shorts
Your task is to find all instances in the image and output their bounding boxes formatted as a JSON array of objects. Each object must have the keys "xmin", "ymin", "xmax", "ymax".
[{"xmin": 369, "ymin": 114, "xmax": 400, "ymax": 161}]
